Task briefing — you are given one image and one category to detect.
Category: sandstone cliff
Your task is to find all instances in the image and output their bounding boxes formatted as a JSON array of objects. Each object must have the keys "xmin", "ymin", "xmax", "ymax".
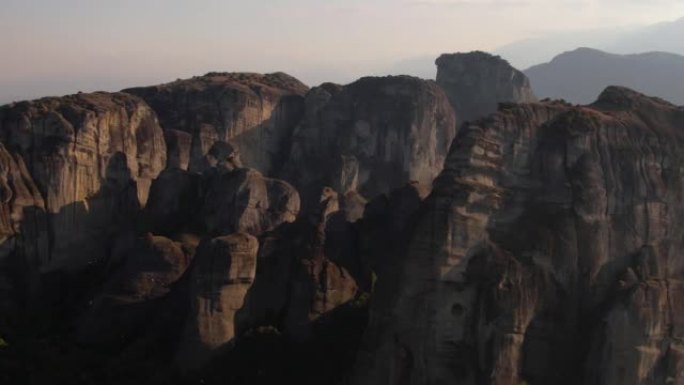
[
  {"xmin": 236, "ymin": 187, "xmax": 360, "ymax": 340},
  {"xmin": 0, "ymin": 143, "xmax": 48, "ymax": 333},
  {"xmin": 355, "ymin": 87, "xmax": 684, "ymax": 385},
  {"xmin": 281, "ymin": 76, "xmax": 456, "ymax": 209},
  {"xmin": 436, "ymin": 51, "xmax": 537, "ymax": 125},
  {"xmin": 3, "ymin": 66, "xmax": 684, "ymax": 385},
  {"xmin": 125, "ymin": 72, "xmax": 308, "ymax": 175},
  {"xmin": 0, "ymin": 92, "xmax": 167, "ymax": 271},
  {"xmin": 177, "ymin": 233, "xmax": 258, "ymax": 370}
]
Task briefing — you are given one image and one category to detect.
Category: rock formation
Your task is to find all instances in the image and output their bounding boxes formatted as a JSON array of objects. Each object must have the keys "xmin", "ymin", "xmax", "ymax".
[
  {"xmin": 0, "ymin": 92, "xmax": 167, "ymax": 271},
  {"xmin": 201, "ymin": 167, "xmax": 300, "ymax": 237},
  {"xmin": 359, "ymin": 181, "xmax": 429, "ymax": 276},
  {"xmin": 0, "ymin": 143, "xmax": 48, "ymax": 333},
  {"xmin": 281, "ymin": 76, "xmax": 456, "ymax": 209},
  {"xmin": 237, "ymin": 187, "xmax": 360, "ymax": 340},
  {"xmin": 177, "ymin": 233, "xmax": 258, "ymax": 370},
  {"xmin": 3, "ymin": 65, "xmax": 684, "ymax": 385},
  {"xmin": 79, "ymin": 234, "xmax": 192, "ymax": 346},
  {"xmin": 124, "ymin": 72, "xmax": 308, "ymax": 175},
  {"xmin": 436, "ymin": 51, "xmax": 537, "ymax": 125},
  {"xmin": 144, "ymin": 167, "xmax": 201, "ymax": 235},
  {"xmin": 354, "ymin": 87, "xmax": 684, "ymax": 385}
]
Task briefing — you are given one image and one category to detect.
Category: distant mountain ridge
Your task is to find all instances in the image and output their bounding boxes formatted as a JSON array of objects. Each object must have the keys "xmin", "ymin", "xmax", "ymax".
[
  {"xmin": 496, "ymin": 17, "xmax": 684, "ymax": 69},
  {"xmin": 524, "ymin": 47, "xmax": 684, "ymax": 105}
]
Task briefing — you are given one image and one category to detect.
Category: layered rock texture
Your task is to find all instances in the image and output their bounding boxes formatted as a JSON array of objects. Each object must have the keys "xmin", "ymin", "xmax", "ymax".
[
  {"xmin": 0, "ymin": 92, "xmax": 166, "ymax": 271},
  {"xmin": 282, "ymin": 76, "xmax": 456, "ymax": 207},
  {"xmin": 236, "ymin": 188, "xmax": 360, "ymax": 339},
  {"xmin": 125, "ymin": 72, "xmax": 308, "ymax": 174},
  {"xmin": 201, "ymin": 166, "xmax": 300, "ymax": 237},
  {"xmin": 436, "ymin": 51, "xmax": 537, "ymax": 125},
  {"xmin": 2, "ymin": 59, "xmax": 683, "ymax": 385},
  {"xmin": 177, "ymin": 233, "xmax": 258, "ymax": 370},
  {"xmin": 0, "ymin": 143, "xmax": 48, "ymax": 330},
  {"xmin": 355, "ymin": 87, "xmax": 684, "ymax": 385}
]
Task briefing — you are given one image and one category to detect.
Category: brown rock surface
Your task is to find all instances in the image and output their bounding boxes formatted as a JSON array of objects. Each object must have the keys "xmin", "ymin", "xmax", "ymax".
[
  {"xmin": 164, "ymin": 129, "xmax": 192, "ymax": 170},
  {"xmin": 237, "ymin": 190, "xmax": 359, "ymax": 340},
  {"xmin": 436, "ymin": 51, "xmax": 537, "ymax": 125},
  {"xmin": 354, "ymin": 87, "xmax": 684, "ymax": 385},
  {"xmin": 144, "ymin": 140, "xmax": 299, "ymax": 238},
  {"xmin": 177, "ymin": 233, "xmax": 258, "ymax": 370},
  {"xmin": 79, "ymin": 234, "xmax": 191, "ymax": 346},
  {"xmin": 201, "ymin": 165, "xmax": 300, "ymax": 237},
  {"xmin": 124, "ymin": 72, "xmax": 308, "ymax": 174},
  {"xmin": 0, "ymin": 92, "xmax": 167, "ymax": 271},
  {"xmin": 0, "ymin": 143, "xmax": 48, "ymax": 332},
  {"xmin": 281, "ymin": 76, "xmax": 456, "ymax": 208}
]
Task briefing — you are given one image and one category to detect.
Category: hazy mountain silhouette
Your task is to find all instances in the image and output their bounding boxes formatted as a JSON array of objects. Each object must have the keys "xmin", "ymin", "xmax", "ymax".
[
  {"xmin": 380, "ymin": 17, "xmax": 684, "ymax": 82},
  {"xmin": 524, "ymin": 47, "xmax": 684, "ymax": 105},
  {"xmin": 496, "ymin": 17, "xmax": 684, "ymax": 69}
]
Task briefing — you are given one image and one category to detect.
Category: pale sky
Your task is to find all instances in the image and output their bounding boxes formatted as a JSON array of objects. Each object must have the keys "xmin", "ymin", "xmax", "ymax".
[{"xmin": 1, "ymin": 0, "xmax": 684, "ymax": 104}]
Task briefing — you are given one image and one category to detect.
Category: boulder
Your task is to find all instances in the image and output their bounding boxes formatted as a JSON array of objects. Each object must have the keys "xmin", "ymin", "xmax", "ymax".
[{"xmin": 176, "ymin": 233, "xmax": 258, "ymax": 370}]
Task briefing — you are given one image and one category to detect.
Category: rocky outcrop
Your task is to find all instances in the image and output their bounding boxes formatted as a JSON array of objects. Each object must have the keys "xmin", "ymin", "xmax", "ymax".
[
  {"xmin": 281, "ymin": 76, "xmax": 456, "ymax": 208},
  {"xmin": 237, "ymin": 189, "xmax": 359, "ymax": 340},
  {"xmin": 143, "ymin": 140, "xmax": 300, "ymax": 238},
  {"xmin": 79, "ymin": 234, "xmax": 192, "ymax": 346},
  {"xmin": 354, "ymin": 87, "xmax": 684, "ymax": 385},
  {"xmin": 164, "ymin": 129, "xmax": 192, "ymax": 170},
  {"xmin": 201, "ymin": 166, "xmax": 300, "ymax": 237},
  {"xmin": 0, "ymin": 92, "xmax": 167, "ymax": 271},
  {"xmin": 0, "ymin": 144, "xmax": 48, "ymax": 333},
  {"xmin": 124, "ymin": 72, "xmax": 308, "ymax": 175},
  {"xmin": 436, "ymin": 51, "xmax": 537, "ymax": 125},
  {"xmin": 144, "ymin": 168, "xmax": 201, "ymax": 235},
  {"xmin": 177, "ymin": 233, "xmax": 258, "ymax": 370}
]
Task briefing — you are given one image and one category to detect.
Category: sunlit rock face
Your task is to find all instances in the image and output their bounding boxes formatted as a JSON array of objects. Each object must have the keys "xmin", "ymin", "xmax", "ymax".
[
  {"xmin": 436, "ymin": 51, "xmax": 537, "ymax": 125},
  {"xmin": 281, "ymin": 76, "xmax": 457, "ymax": 211},
  {"xmin": 0, "ymin": 92, "xmax": 166, "ymax": 271},
  {"xmin": 177, "ymin": 233, "xmax": 259, "ymax": 370},
  {"xmin": 3, "ymin": 62, "xmax": 684, "ymax": 385},
  {"xmin": 354, "ymin": 87, "xmax": 684, "ymax": 385},
  {"xmin": 124, "ymin": 72, "xmax": 308, "ymax": 175}
]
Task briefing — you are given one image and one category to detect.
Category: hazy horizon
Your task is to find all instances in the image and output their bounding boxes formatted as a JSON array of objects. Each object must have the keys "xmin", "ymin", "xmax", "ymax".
[{"xmin": 2, "ymin": 0, "xmax": 684, "ymax": 104}]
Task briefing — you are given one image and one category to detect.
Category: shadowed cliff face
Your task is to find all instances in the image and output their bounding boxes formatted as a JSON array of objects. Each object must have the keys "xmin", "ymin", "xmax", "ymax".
[
  {"xmin": 436, "ymin": 51, "xmax": 537, "ymax": 126},
  {"xmin": 125, "ymin": 72, "xmax": 308, "ymax": 175},
  {"xmin": 281, "ymin": 76, "xmax": 456, "ymax": 210},
  {"xmin": 354, "ymin": 87, "xmax": 684, "ymax": 385},
  {"xmin": 2, "ymin": 64, "xmax": 684, "ymax": 385},
  {"xmin": 0, "ymin": 92, "xmax": 166, "ymax": 271},
  {"xmin": 0, "ymin": 143, "xmax": 48, "ymax": 334}
]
